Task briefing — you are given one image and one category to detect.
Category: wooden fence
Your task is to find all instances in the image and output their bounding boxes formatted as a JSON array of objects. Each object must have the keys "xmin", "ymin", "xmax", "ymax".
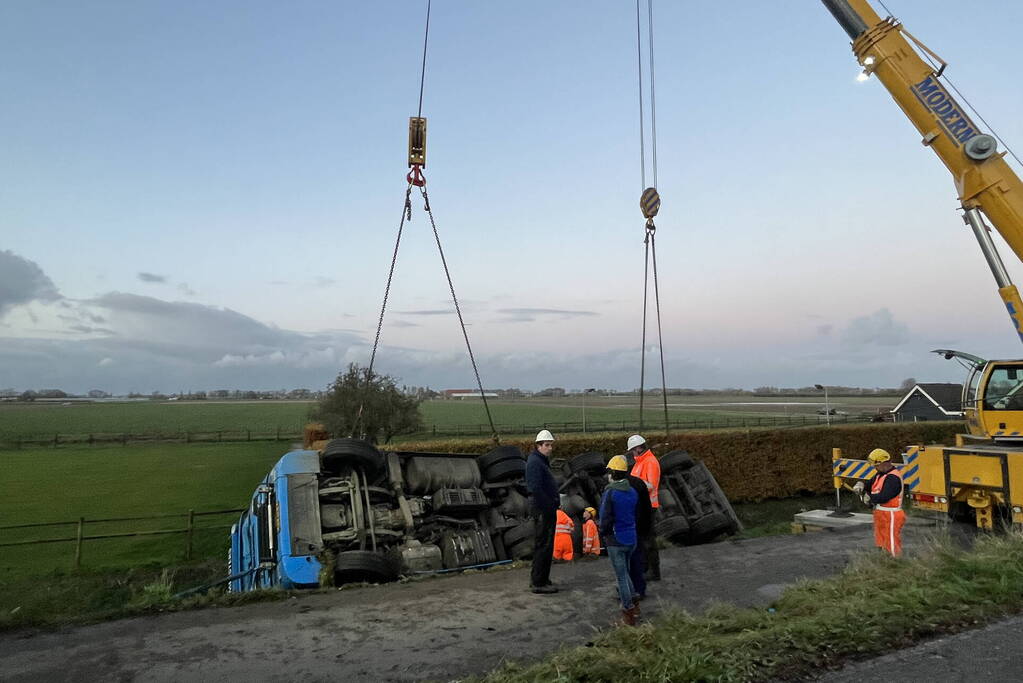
[{"xmin": 0, "ymin": 508, "xmax": 244, "ymax": 569}]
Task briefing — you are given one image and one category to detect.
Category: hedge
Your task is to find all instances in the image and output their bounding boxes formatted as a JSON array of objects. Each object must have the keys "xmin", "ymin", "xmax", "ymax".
[{"xmin": 397, "ymin": 422, "xmax": 965, "ymax": 502}]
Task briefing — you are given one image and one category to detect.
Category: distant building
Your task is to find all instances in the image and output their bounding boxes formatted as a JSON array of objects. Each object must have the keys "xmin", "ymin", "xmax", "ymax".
[
  {"xmin": 443, "ymin": 389, "xmax": 499, "ymax": 400},
  {"xmin": 891, "ymin": 383, "xmax": 963, "ymax": 422}
]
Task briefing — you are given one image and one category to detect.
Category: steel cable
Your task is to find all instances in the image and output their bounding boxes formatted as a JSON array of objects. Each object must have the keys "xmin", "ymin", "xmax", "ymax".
[
  {"xmin": 635, "ymin": 0, "xmax": 646, "ymax": 190},
  {"xmin": 353, "ymin": 185, "xmax": 414, "ymax": 439},
  {"xmin": 420, "ymin": 187, "xmax": 500, "ymax": 444}
]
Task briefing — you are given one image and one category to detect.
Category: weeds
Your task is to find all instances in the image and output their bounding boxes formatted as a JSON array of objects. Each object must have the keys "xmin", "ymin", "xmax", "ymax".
[{"xmin": 478, "ymin": 531, "xmax": 1023, "ymax": 682}]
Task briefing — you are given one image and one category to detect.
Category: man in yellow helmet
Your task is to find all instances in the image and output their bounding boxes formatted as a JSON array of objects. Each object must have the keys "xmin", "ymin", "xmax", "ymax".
[
  {"xmin": 601, "ymin": 455, "xmax": 641, "ymax": 625},
  {"xmin": 852, "ymin": 448, "xmax": 906, "ymax": 557}
]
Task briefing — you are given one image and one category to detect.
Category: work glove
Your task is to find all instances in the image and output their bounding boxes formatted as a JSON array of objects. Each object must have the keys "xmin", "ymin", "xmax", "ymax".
[
  {"xmin": 861, "ymin": 493, "xmax": 872, "ymax": 506},
  {"xmin": 851, "ymin": 482, "xmax": 864, "ymax": 495}
]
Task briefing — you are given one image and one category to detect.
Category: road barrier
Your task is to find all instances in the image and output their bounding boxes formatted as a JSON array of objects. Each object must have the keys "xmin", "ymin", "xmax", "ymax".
[{"xmin": 0, "ymin": 508, "xmax": 244, "ymax": 569}]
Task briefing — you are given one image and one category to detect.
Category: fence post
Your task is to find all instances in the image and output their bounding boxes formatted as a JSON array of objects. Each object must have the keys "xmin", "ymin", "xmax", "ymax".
[
  {"xmin": 73, "ymin": 517, "xmax": 85, "ymax": 570},
  {"xmin": 246, "ymin": 429, "xmax": 251, "ymax": 442},
  {"xmin": 276, "ymin": 426, "xmax": 281, "ymax": 442},
  {"xmin": 186, "ymin": 431, "xmax": 191, "ymax": 443},
  {"xmin": 185, "ymin": 509, "xmax": 195, "ymax": 561},
  {"xmin": 54, "ymin": 433, "xmax": 59, "ymax": 447}
]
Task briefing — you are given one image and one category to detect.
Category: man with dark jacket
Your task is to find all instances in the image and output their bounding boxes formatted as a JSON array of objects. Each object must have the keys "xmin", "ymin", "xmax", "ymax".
[
  {"xmin": 525, "ymin": 429, "xmax": 559, "ymax": 594},
  {"xmin": 625, "ymin": 469, "xmax": 653, "ymax": 600}
]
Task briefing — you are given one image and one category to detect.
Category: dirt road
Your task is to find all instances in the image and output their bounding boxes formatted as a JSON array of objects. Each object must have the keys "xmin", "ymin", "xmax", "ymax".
[{"xmin": 0, "ymin": 526, "xmax": 878, "ymax": 682}]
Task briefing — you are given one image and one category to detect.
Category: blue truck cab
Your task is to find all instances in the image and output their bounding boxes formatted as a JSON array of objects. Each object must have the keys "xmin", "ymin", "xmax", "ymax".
[{"xmin": 229, "ymin": 449, "xmax": 324, "ymax": 591}]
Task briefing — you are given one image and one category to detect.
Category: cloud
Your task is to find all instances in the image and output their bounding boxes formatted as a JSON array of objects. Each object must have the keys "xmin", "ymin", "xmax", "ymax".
[
  {"xmin": 840, "ymin": 308, "xmax": 910, "ymax": 347},
  {"xmin": 137, "ymin": 272, "xmax": 167, "ymax": 283},
  {"xmin": 396, "ymin": 309, "xmax": 455, "ymax": 316},
  {"xmin": 390, "ymin": 320, "xmax": 420, "ymax": 328},
  {"xmin": 98, "ymin": 357, "xmax": 114, "ymax": 366},
  {"xmin": 312, "ymin": 277, "xmax": 336, "ymax": 288},
  {"xmin": 816, "ymin": 324, "xmax": 833, "ymax": 336},
  {"xmin": 496, "ymin": 307, "xmax": 599, "ymax": 323},
  {"xmin": 0, "ymin": 250, "xmax": 60, "ymax": 316},
  {"xmin": 177, "ymin": 283, "xmax": 196, "ymax": 296}
]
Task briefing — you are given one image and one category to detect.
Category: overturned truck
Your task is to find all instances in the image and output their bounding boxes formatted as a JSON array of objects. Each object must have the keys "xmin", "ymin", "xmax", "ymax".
[{"xmin": 229, "ymin": 439, "xmax": 740, "ymax": 591}]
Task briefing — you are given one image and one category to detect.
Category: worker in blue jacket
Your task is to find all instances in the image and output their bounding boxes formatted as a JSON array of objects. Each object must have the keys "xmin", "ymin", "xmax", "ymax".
[
  {"xmin": 525, "ymin": 429, "xmax": 559, "ymax": 594},
  {"xmin": 600, "ymin": 455, "xmax": 640, "ymax": 625}
]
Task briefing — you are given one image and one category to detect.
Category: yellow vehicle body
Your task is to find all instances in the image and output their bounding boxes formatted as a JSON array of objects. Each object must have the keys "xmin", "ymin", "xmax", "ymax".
[{"xmin": 824, "ymin": 2, "xmax": 1023, "ymax": 527}]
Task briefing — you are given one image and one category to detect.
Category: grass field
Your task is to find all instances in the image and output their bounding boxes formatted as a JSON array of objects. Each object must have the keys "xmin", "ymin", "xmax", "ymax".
[
  {"xmin": 0, "ymin": 442, "xmax": 290, "ymax": 579},
  {"xmin": 0, "ymin": 401, "xmax": 314, "ymax": 440},
  {"xmin": 0, "ymin": 394, "xmax": 897, "ymax": 442}
]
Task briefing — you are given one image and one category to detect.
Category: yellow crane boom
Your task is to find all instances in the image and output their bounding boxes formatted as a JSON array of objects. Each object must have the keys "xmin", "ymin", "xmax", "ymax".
[{"xmin": 823, "ymin": 0, "xmax": 1023, "ymax": 342}]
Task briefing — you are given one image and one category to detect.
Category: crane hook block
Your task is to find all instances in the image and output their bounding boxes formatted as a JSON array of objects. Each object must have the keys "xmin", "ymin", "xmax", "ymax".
[
  {"xmin": 640, "ymin": 187, "xmax": 660, "ymax": 219},
  {"xmin": 408, "ymin": 117, "xmax": 427, "ymax": 168}
]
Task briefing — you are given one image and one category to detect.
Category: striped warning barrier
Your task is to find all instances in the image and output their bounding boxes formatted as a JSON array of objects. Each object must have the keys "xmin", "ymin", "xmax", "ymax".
[{"xmin": 833, "ymin": 447, "xmax": 919, "ymax": 492}]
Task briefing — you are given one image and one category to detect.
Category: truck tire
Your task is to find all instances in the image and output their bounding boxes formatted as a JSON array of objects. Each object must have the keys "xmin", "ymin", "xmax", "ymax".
[
  {"xmin": 690, "ymin": 512, "xmax": 731, "ymax": 541},
  {"xmin": 503, "ymin": 520, "xmax": 535, "ymax": 548},
  {"xmin": 484, "ymin": 457, "xmax": 526, "ymax": 482},
  {"xmin": 478, "ymin": 446, "xmax": 524, "ymax": 471},
  {"xmin": 654, "ymin": 515, "xmax": 691, "ymax": 542},
  {"xmin": 322, "ymin": 438, "xmax": 384, "ymax": 477},
  {"xmin": 569, "ymin": 451, "xmax": 607, "ymax": 475},
  {"xmin": 507, "ymin": 537, "xmax": 533, "ymax": 560},
  {"xmin": 660, "ymin": 450, "xmax": 695, "ymax": 472},
  {"xmin": 334, "ymin": 550, "xmax": 400, "ymax": 584}
]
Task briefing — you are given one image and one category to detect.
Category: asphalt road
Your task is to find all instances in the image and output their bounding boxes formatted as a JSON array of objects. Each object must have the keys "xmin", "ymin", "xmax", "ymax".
[
  {"xmin": 817, "ymin": 615, "xmax": 1023, "ymax": 682},
  {"xmin": 0, "ymin": 526, "xmax": 875, "ymax": 682}
]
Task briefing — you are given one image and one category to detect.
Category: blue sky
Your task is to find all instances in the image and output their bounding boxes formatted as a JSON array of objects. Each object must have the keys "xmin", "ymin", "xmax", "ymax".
[{"xmin": 3, "ymin": 1, "xmax": 1023, "ymax": 394}]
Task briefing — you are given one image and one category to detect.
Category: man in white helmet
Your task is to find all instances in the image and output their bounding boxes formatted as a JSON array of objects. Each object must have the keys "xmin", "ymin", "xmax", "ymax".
[
  {"xmin": 626, "ymin": 434, "xmax": 662, "ymax": 581},
  {"xmin": 525, "ymin": 429, "xmax": 559, "ymax": 593}
]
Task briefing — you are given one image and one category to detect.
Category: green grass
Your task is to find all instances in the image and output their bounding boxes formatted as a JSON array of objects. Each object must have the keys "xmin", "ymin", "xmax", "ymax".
[
  {"xmin": 0, "ymin": 400, "xmax": 314, "ymax": 440},
  {"xmin": 0, "ymin": 395, "xmax": 897, "ymax": 443},
  {"xmin": 0, "ymin": 441, "xmax": 294, "ymax": 630},
  {"xmin": 0, "ymin": 442, "xmax": 290, "ymax": 576},
  {"xmin": 479, "ymin": 531, "xmax": 1023, "ymax": 682},
  {"xmin": 731, "ymin": 493, "xmax": 836, "ymax": 538}
]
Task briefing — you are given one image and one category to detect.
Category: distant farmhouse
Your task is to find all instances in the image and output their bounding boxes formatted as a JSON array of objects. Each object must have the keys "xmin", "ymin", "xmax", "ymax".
[
  {"xmin": 891, "ymin": 383, "xmax": 964, "ymax": 422},
  {"xmin": 442, "ymin": 389, "xmax": 499, "ymax": 400}
]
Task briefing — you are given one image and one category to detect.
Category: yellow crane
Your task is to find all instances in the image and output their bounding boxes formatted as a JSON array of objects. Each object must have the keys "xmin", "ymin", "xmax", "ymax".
[{"xmin": 823, "ymin": 0, "xmax": 1023, "ymax": 528}]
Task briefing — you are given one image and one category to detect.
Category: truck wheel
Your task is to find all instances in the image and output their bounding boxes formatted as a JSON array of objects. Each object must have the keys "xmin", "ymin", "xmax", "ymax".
[
  {"xmin": 484, "ymin": 457, "xmax": 526, "ymax": 483},
  {"xmin": 507, "ymin": 537, "xmax": 533, "ymax": 560},
  {"xmin": 322, "ymin": 438, "xmax": 384, "ymax": 477},
  {"xmin": 503, "ymin": 520, "xmax": 535, "ymax": 547},
  {"xmin": 569, "ymin": 452, "xmax": 607, "ymax": 475},
  {"xmin": 659, "ymin": 450, "xmax": 695, "ymax": 472},
  {"xmin": 690, "ymin": 512, "xmax": 731, "ymax": 541},
  {"xmin": 478, "ymin": 446, "xmax": 524, "ymax": 471},
  {"xmin": 334, "ymin": 550, "xmax": 400, "ymax": 584},
  {"xmin": 654, "ymin": 515, "xmax": 691, "ymax": 543}
]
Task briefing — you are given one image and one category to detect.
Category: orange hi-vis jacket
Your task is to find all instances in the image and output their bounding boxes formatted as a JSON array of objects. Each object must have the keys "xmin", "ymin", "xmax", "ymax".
[
  {"xmin": 871, "ymin": 468, "xmax": 905, "ymax": 557},
  {"xmin": 631, "ymin": 449, "xmax": 661, "ymax": 508},
  {"xmin": 582, "ymin": 518, "xmax": 601, "ymax": 555},
  {"xmin": 553, "ymin": 509, "xmax": 575, "ymax": 561}
]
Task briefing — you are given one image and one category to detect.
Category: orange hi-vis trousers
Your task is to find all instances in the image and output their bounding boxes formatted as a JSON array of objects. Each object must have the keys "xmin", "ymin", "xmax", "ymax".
[
  {"xmin": 873, "ymin": 507, "xmax": 905, "ymax": 557},
  {"xmin": 553, "ymin": 510, "xmax": 574, "ymax": 561}
]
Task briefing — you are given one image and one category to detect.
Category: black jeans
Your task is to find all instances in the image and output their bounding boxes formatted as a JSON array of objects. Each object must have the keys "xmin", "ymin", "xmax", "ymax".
[
  {"xmin": 644, "ymin": 530, "xmax": 661, "ymax": 579},
  {"xmin": 530, "ymin": 508, "xmax": 557, "ymax": 587}
]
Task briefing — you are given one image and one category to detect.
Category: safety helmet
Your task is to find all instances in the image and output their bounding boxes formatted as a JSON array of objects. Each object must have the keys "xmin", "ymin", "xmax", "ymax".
[
  {"xmin": 867, "ymin": 448, "xmax": 892, "ymax": 464},
  {"xmin": 626, "ymin": 434, "xmax": 646, "ymax": 451},
  {"xmin": 584, "ymin": 507, "xmax": 596, "ymax": 517},
  {"xmin": 535, "ymin": 429, "xmax": 555, "ymax": 443},
  {"xmin": 607, "ymin": 455, "xmax": 629, "ymax": 471},
  {"xmin": 559, "ymin": 494, "xmax": 569, "ymax": 509}
]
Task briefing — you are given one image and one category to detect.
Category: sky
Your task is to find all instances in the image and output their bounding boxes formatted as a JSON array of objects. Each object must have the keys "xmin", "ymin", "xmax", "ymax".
[{"xmin": 4, "ymin": 0, "xmax": 1023, "ymax": 394}]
